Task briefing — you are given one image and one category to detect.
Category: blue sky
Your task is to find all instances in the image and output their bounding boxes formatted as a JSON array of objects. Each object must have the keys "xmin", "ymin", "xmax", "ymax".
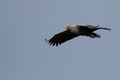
[{"xmin": 0, "ymin": 0, "xmax": 120, "ymax": 80}]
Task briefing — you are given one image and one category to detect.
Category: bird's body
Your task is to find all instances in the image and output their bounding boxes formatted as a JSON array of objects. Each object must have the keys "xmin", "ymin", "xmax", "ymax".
[{"xmin": 46, "ymin": 24, "xmax": 111, "ymax": 46}]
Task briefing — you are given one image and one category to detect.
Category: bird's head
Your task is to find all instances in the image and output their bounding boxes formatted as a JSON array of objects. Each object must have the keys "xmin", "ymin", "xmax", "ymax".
[
  {"xmin": 65, "ymin": 25, "xmax": 76, "ymax": 30},
  {"xmin": 65, "ymin": 25, "xmax": 70, "ymax": 29}
]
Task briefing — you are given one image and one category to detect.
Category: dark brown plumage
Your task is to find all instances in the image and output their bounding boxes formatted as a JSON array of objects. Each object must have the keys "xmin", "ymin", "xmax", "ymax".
[{"xmin": 46, "ymin": 24, "xmax": 111, "ymax": 46}]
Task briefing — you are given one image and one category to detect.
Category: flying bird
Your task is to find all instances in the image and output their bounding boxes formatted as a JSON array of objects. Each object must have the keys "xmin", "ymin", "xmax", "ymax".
[{"xmin": 46, "ymin": 24, "xmax": 111, "ymax": 46}]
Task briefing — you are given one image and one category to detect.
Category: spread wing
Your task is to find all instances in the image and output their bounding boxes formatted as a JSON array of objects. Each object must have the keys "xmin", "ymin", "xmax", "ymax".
[{"xmin": 47, "ymin": 30, "xmax": 78, "ymax": 46}]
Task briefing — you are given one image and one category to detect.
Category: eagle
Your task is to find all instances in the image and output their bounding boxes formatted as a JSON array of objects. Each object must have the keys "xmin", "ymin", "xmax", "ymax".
[{"xmin": 46, "ymin": 24, "xmax": 111, "ymax": 46}]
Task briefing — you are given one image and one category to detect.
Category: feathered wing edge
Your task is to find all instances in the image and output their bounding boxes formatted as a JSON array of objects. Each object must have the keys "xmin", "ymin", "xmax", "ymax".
[
  {"xmin": 46, "ymin": 30, "xmax": 78, "ymax": 46},
  {"xmin": 95, "ymin": 25, "xmax": 111, "ymax": 30},
  {"xmin": 97, "ymin": 27, "xmax": 111, "ymax": 30}
]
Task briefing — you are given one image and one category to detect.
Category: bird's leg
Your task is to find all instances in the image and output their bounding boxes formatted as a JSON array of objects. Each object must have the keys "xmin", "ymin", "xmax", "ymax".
[{"xmin": 89, "ymin": 33, "xmax": 101, "ymax": 38}]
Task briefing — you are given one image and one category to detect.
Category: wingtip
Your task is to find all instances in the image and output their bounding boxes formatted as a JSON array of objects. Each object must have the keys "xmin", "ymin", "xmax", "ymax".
[
  {"xmin": 45, "ymin": 38, "xmax": 60, "ymax": 47},
  {"xmin": 108, "ymin": 28, "xmax": 111, "ymax": 30},
  {"xmin": 104, "ymin": 28, "xmax": 111, "ymax": 30},
  {"xmin": 44, "ymin": 38, "xmax": 48, "ymax": 42}
]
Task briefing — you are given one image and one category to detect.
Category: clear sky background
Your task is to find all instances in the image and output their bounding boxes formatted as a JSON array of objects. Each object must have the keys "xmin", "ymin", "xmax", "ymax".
[{"xmin": 0, "ymin": 0, "xmax": 120, "ymax": 80}]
